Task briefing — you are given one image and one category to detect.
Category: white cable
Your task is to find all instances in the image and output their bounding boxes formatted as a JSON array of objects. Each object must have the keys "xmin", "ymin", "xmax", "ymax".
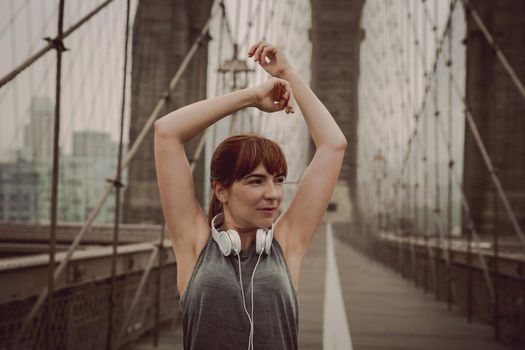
[
  {"xmin": 249, "ymin": 251, "xmax": 264, "ymax": 349},
  {"xmin": 235, "ymin": 249, "xmax": 254, "ymax": 350}
]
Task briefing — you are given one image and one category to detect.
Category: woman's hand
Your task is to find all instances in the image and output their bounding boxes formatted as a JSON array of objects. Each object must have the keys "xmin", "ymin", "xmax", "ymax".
[
  {"xmin": 248, "ymin": 41, "xmax": 294, "ymax": 79},
  {"xmin": 251, "ymin": 78, "xmax": 295, "ymax": 114}
]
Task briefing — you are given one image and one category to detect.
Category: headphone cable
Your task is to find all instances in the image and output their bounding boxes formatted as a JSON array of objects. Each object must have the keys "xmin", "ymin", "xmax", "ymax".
[
  {"xmin": 236, "ymin": 250, "xmax": 254, "ymax": 350},
  {"xmin": 249, "ymin": 251, "xmax": 264, "ymax": 350}
]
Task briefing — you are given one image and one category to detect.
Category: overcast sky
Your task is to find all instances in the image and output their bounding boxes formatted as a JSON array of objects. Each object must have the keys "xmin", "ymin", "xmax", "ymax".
[{"xmin": 0, "ymin": 0, "xmax": 459, "ymax": 164}]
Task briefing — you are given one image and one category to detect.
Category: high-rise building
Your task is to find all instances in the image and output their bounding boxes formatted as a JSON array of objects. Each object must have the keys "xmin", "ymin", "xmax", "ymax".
[
  {"xmin": 21, "ymin": 96, "xmax": 54, "ymax": 163},
  {"xmin": 0, "ymin": 161, "xmax": 39, "ymax": 222},
  {"xmin": 59, "ymin": 130, "xmax": 126, "ymax": 224},
  {"xmin": 0, "ymin": 127, "xmax": 125, "ymax": 224}
]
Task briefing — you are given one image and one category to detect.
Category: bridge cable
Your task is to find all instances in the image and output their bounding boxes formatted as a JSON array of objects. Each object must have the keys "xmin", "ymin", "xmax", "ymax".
[
  {"xmin": 421, "ymin": 0, "xmax": 525, "ymax": 246},
  {"xmin": 116, "ymin": 3, "xmax": 224, "ymax": 345},
  {"xmin": 0, "ymin": 0, "xmax": 117, "ymax": 89},
  {"xmin": 387, "ymin": 0, "xmax": 457, "ymax": 221},
  {"xmin": 461, "ymin": 0, "xmax": 525, "ymax": 103},
  {"xmin": 107, "ymin": 0, "xmax": 131, "ymax": 348},
  {"xmin": 445, "ymin": 0, "xmax": 455, "ymax": 308},
  {"xmin": 412, "ymin": 0, "xmax": 494, "ymax": 298},
  {"xmin": 395, "ymin": 0, "xmax": 496, "ymax": 301},
  {"xmin": 9, "ymin": 4, "xmax": 223, "ymax": 347}
]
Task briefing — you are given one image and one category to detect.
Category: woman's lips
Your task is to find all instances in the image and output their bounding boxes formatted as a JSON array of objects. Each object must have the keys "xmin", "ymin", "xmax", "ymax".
[{"xmin": 258, "ymin": 208, "xmax": 275, "ymax": 213}]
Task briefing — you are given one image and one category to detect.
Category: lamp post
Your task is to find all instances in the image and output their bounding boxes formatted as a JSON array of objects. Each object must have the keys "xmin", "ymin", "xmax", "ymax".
[
  {"xmin": 217, "ymin": 43, "xmax": 254, "ymax": 134},
  {"xmin": 373, "ymin": 151, "xmax": 386, "ymax": 231}
]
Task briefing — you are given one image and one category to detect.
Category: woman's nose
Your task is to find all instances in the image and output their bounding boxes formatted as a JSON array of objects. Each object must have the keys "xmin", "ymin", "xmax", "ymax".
[{"xmin": 264, "ymin": 182, "xmax": 280, "ymax": 199}]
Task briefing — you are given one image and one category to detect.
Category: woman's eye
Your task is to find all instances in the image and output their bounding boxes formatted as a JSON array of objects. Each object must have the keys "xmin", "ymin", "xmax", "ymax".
[
  {"xmin": 275, "ymin": 178, "xmax": 285, "ymax": 184},
  {"xmin": 250, "ymin": 180, "xmax": 262, "ymax": 184}
]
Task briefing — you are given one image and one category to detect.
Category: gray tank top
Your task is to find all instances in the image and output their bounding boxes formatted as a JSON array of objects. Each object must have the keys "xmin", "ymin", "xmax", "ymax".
[{"xmin": 179, "ymin": 232, "xmax": 299, "ymax": 350}]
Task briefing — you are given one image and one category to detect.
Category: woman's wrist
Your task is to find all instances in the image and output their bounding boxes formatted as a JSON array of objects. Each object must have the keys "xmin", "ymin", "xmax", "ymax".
[
  {"xmin": 244, "ymin": 86, "xmax": 258, "ymax": 108},
  {"xmin": 277, "ymin": 67, "xmax": 297, "ymax": 81}
]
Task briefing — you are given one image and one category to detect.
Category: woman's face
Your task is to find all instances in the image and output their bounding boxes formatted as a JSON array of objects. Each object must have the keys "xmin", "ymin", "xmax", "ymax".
[{"xmin": 218, "ymin": 163, "xmax": 285, "ymax": 230}]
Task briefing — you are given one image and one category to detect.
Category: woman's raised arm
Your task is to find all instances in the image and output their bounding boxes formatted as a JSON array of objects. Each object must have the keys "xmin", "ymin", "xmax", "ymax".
[
  {"xmin": 154, "ymin": 79, "xmax": 294, "ymax": 255},
  {"xmin": 154, "ymin": 88, "xmax": 255, "ymax": 143},
  {"xmin": 248, "ymin": 41, "xmax": 347, "ymax": 261},
  {"xmin": 154, "ymin": 88, "xmax": 256, "ymax": 254}
]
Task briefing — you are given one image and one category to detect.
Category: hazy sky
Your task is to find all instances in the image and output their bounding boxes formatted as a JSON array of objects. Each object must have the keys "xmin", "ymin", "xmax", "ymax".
[
  {"xmin": 0, "ymin": 0, "xmax": 459, "ymax": 163},
  {"xmin": 0, "ymin": 0, "xmax": 265, "ymax": 161}
]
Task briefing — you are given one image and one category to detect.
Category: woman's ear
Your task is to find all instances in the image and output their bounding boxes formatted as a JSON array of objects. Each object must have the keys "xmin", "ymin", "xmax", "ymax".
[{"xmin": 212, "ymin": 181, "xmax": 228, "ymax": 204}]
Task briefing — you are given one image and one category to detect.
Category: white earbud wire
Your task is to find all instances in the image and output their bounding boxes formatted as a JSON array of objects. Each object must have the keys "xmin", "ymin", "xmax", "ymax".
[
  {"xmin": 249, "ymin": 251, "xmax": 264, "ymax": 350},
  {"xmin": 236, "ymin": 250, "xmax": 254, "ymax": 350}
]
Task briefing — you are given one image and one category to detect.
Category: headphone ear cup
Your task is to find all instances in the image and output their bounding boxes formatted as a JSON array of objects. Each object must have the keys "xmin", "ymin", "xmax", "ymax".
[
  {"xmin": 256, "ymin": 229, "xmax": 265, "ymax": 255},
  {"xmin": 256, "ymin": 228, "xmax": 273, "ymax": 255},
  {"xmin": 266, "ymin": 227, "xmax": 273, "ymax": 254},
  {"xmin": 216, "ymin": 231, "xmax": 233, "ymax": 256},
  {"xmin": 226, "ymin": 229, "xmax": 241, "ymax": 255}
]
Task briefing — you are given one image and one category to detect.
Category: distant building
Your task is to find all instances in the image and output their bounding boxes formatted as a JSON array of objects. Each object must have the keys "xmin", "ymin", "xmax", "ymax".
[
  {"xmin": 59, "ymin": 130, "xmax": 127, "ymax": 223},
  {"xmin": 0, "ymin": 161, "xmax": 39, "ymax": 222},
  {"xmin": 0, "ymin": 107, "xmax": 126, "ymax": 224},
  {"xmin": 72, "ymin": 130, "xmax": 118, "ymax": 158},
  {"xmin": 20, "ymin": 96, "xmax": 54, "ymax": 163}
]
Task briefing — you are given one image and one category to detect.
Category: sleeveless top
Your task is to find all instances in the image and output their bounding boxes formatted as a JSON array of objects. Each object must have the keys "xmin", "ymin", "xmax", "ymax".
[{"xmin": 179, "ymin": 232, "xmax": 300, "ymax": 350}]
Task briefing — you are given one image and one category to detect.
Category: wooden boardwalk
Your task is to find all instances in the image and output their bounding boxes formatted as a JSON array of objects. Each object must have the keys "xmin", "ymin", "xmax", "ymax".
[
  {"xmin": 124, "ymin": 222, "xmax": 518, "ymax": 350},
  {"xmin": 330, "ymin": 223, "xmax": 518, "ymax": 350}
]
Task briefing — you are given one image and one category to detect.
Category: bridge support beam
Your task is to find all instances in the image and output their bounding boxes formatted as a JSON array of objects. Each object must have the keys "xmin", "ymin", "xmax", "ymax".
[
  {"xmin": 124, "ymin": 0, "xmax": 214, "ymax": 224},
  {"xmin": 464, "ymin": 0, "xmax": 525, "ymax": 237}
]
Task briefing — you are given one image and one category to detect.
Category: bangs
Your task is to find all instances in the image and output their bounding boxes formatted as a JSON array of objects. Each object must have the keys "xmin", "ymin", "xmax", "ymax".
[{"xmin": 233, "ymin": 135, "xmax": 288, "ymax": 181}]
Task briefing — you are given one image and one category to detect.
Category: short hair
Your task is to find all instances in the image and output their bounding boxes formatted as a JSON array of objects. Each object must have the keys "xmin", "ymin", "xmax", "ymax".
[{"xmin": 208, "ymin": 133, "xmax": 288, "ymax": 226}]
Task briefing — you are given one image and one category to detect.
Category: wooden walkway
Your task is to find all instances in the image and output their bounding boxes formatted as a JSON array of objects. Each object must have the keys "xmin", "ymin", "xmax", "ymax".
[{"xmin": 124, "ymin": 222, "xmax": 518, "ymax": 350}]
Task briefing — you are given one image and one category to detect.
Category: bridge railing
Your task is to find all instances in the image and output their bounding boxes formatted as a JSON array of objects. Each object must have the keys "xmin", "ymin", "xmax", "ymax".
[
  {"xmin": 0, "ymin": 238, "xmax": 179, "ymax": 350},
  {"xmin": 337, "ymin": 222, "xmax": 525, "ymax": 347}
]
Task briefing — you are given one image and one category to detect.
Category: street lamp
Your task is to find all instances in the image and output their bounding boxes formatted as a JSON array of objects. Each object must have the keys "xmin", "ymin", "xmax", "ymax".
[
  {"xmin": 373, "ymin": 150, "xmax": 386, "ymax": 230},
  {"xmin": 217, "ymin": 43, "xmax": 254, "ymax": 134}
]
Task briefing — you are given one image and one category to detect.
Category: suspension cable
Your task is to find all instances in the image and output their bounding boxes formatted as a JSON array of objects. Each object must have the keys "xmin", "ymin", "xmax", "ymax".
[
  {"xmin": 420, "ymin": 0, "xmax": 525, "ymax": 246},
  {"xmin": 0, "ymin": 0, "xmax": 117, "ymax": 89},
  {"xmin": 461, "ymin": 0, "xmax": 525, "ymax": 103},
  {"xmin": 107, "ymin": 0, "xmax": 131, "ymax": 347},
  {"xmin": 387, "ymin": 0, "xmax": 457, "ymax": 212},
  {"xmin": 9, "ymin": 5, "xmax": 222, "ymax": 347}
]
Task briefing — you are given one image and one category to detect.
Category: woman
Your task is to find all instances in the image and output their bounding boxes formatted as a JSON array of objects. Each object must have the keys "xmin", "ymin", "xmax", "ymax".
[{"xmin": 154, "ymin": 41, "xmax": 347, "ymax": 350}]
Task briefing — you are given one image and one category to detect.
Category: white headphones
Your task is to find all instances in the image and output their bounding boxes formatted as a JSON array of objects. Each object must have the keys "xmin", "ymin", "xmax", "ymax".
[
  {"xmin": 211, "ymin": 213, "xmax": 274, "ymax": 256},
  {"xmin": 210, "ymin": 212, "xmax": 275, "ymax": 350}
]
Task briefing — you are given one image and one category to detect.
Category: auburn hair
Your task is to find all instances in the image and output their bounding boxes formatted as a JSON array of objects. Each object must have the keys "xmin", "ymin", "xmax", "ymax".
[{"xmin": 208, "ymin": 133, "xmax": 288, "ymax": 227}]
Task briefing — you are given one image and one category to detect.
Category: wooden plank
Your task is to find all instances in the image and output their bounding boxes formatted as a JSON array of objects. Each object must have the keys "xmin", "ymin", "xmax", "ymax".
[
  {"xmin": 332, "ymin": 226, "xmax": 519, "ymax": 350},
  {"xmin": 298, "ymin": 223, "xmax": 326, "ymax": 349}
]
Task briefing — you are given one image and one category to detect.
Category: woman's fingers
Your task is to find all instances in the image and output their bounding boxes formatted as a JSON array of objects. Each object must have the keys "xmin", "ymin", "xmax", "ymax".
[
  {"xmin": 247, "ymin": 40, "xmax": 264, "ymax": 56},
  {"xmin": 260, "ymin": 45, "xmax": 275, "ymax": 67},
  {"xmin": 247, "ymin": 41, "xmax": 260, "ymax": 56},
  {"xmin": 276, "ymin": 79, "xmax": 294, "ymax": 114},
  {"xmin": 283, "ymin": 80, "xmax": 294, "ymax": 113},
  {"xmin": 254, "ymin": 42, "xmax": 269, "ymax": 62}
]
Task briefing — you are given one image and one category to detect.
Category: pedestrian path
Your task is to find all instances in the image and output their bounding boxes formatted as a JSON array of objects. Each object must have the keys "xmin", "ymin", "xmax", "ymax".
[
  {"xmin": 323, "ymin": 222, "xmax": 353, "ymax": 349},
  {"xmin": 331, "ymin": 223, "xmax": 517, "ymax": 350}
]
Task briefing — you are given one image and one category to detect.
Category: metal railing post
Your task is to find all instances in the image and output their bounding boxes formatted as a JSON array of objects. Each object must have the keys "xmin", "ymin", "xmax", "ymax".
[
  {"xmin": 153, "ymin": 223, "xmax": 166, "ymax": 347},
  {"xmin": 467, "ymin": 224, "xmax": 473, "ymax": 323},
  {"xmin": 492, "ymin": 182, "xmax": 500, "ymax": 340}
]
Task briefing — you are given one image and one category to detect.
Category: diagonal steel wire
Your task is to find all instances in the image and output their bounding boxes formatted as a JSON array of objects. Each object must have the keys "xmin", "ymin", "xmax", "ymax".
[
  {"xmin": 450, "ymin": 76, "xmax": 525, "ymax": 246},
  {"xmin": 0, "ymin": 0, "xmax": 116, "ymax": 89},
  {"xmin": 462, "ymin": 0, "xmax": 525, "ymax": 103},
  {"xmin": 9, "ymin": 4, "xmax": 222, "ymax": 348},
  {"xmin": 421, "ymin": 0, "xmax": 525, "ymax": 246},
  {"xmin": 434, "ymin": 97, "xmax": 495, "ymax": 299}
]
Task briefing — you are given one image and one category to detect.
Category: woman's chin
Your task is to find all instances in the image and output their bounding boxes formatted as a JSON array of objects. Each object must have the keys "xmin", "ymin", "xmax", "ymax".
[{"xmin": 257, "ymin": 217, "xmax": 275, "ymax": 228}]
